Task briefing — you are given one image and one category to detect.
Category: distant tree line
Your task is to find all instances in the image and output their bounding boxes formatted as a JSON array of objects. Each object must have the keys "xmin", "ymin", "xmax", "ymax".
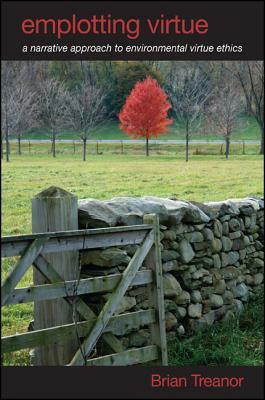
[{"xmin": 1, "ymin": 60, "xmax": 264, "ymax": 161}]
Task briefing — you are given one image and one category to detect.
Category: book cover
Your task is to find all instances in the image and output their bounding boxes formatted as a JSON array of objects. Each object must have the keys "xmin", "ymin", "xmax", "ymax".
[{"xmin": 1, "ymin": 1, "xmax": 264, "ymax": 399}]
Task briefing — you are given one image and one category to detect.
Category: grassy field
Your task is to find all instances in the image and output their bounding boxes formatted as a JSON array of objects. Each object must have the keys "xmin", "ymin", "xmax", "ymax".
[
  {"xmin": 18, "ymin": 114, "xmax": 261, "ymax": 141},
  {"xmin": 1, "ymin": 143, "xmax": 264, "ymax": 365}
]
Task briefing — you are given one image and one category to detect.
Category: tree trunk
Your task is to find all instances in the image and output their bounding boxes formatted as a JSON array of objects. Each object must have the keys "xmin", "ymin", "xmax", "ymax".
[
  {"xmin": 146, "ymin": 137, "xmax": 149, "ymax": 157},
  {"xmin": 5, "ymin": 127, "xmax": 9, "ymax": 162},
  {"xmin": 185, "ymin": 134, "xmax": 189, "ymax": 162},
  {"xmin": 52, "ymin": 131, "xmax": 56, "ymax": 158},
  {"xmin": 18, "ymin": 135, "xmax": 21, "ymax": 155},
  {"xmin": 83, "ymin": 138, "xmax": 87, "ymax": 161},
  {"xmin": 225, "ymin": 136, "xmax": 230, "ymax": 159},
  {"xmin": 1, "ymin": 137, "xmax": 3, "ymax": 159},
  {"xmin": 259, "ymin": 125, "xmax": 264, "ymax": 155}
]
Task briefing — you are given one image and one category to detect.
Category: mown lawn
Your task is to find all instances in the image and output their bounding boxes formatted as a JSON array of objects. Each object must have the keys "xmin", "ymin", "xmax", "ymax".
[{"xmin": 1, "ymin": 144, "xmax": 264, "ymax": 366}]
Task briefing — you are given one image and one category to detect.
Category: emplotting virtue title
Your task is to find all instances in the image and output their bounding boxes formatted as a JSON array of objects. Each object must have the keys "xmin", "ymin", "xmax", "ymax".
[{"xmin": 21, "ymin": 14, "xmax": 209, "ymax": 39}]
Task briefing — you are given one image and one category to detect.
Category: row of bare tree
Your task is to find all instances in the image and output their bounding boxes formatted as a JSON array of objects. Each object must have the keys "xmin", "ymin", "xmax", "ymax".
[{"xmin": 1, "ymin": 61, "xmax": 264, "ymax": 161}]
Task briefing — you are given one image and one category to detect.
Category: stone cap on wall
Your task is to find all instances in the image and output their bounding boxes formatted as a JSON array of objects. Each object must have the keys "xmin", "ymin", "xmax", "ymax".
[{"xmin": 78, "ymin": 196, "xmax": 264, "ymax": 229}]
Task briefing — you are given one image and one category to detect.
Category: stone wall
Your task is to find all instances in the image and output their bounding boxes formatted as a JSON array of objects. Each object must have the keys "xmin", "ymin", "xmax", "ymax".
[{"xmin": 78, "ymin": 196, "xmax": 264, "ymax": 350}]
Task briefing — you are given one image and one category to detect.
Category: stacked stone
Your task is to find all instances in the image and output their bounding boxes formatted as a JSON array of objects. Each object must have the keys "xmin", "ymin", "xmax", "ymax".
[{"xmin": 78, "ymin": 196, "xmax": 264, "ymax": 350}]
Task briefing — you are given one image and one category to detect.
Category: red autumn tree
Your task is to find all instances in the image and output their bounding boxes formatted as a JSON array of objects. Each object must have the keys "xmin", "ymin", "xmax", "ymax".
[{"xmin": 118, "ymin": 76, "xmax": 173, "ymax": 156}]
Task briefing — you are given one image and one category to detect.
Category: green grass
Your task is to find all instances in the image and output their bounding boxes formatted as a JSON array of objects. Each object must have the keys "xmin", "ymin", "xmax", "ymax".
[
  {"xmin": 2, "ymin": 143, "xmax": 263, "ymax": 237},
  {"xmin": 1, "ymin": 143, "xmax": 264, "ymax": 365},
  {"xmin": 168, "ymin": 289, "xmax": 264, "ymax": 366},
  {"xmin": 16, "ymin": 114, "xmax": 261, "ymax": 141}
]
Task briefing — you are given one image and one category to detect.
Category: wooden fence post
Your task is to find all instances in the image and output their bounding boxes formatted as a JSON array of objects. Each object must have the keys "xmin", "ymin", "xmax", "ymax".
[
  {"xmin": 32, "ymin": 186, "xmax": 79, "ymax": 365},
  {"xmin": 143, "ymin": 214, "xmax": 168, "ymax": 365}
]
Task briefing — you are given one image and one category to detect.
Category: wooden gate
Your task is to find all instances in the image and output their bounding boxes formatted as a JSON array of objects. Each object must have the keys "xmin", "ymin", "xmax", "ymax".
[{"xmin": 1, "ymin": 214, "xmax": 168, "ymax": 366}]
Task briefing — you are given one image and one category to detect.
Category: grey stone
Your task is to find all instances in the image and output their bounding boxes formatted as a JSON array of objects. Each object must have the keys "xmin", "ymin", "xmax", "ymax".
[
  {"xmin": 253, "ymin": 273, "xmax": 264, "ymax": 285},
  {"xmin": 213, "ymin": 279, "xmax": 226, "ymax": 295},
  {"xmin": 78, "ymin": 199, "xmax": 119, "ymax": 228},
  {"xmin": 81, "ymin": 248, "xmax": 131, "ymax": 267},
  {"xmin": 193, "ymin": 241, "xmax": 210, "ymax": 251},
  {"xmin": 203, "ymin": 311, "xmax": 216, "ymax": 325},
  {"xmin": 255, "ymin": 241, "xmax": 263, "ymax": 251},
  {"xmin": 220, "ymin": 215, "xmax": 231, "ymax": 222},
  {"xmin": 221, "ymin": 266, "xmax": 240, "ymax": 280},
  {"xmin": 209, "ymin": 294, "xmax": 224, "ymax": 308},
  {"xmin": 232, "ymin": 237, "xmax": 247, "ymax": 251},
  {"xmin": 129, "ymin": 330, "xmax": 150, "ymax": 347},
  {"xmin": 202, "ymin": 275, "xmax": 213, "ymax": 285},
  {"xmin": 163, "ymin": 273, "xmax": 182, "ymax": 298},
  {"xmin": 231, "ymin": 283, "xmax": 248, "ymax": 298},
  {"xmin": 244, "ymin": 275, "xmax": 254, "ymax": 285},
  {"xmin": 202, "ymin": 228, "xmax": 214, "ymax": 241},
  {"xmin": 175, "ymin": 306, "xmax": 187, "ymax": 319},
  {"xmin": 191, "ymin": 290, "xmax": 202, "ymax": 303},
  {"xmin": 164, "ymin": 299, "xmax": 178, "ymax": 312},
  {"xmin": 206, "ymin": 200, "xmax": 240, "ymax": 217},
  {"xmin": 222, "ymin": 221, "xmax": 229, "ymax": 236},
  {"xmin": 192, "ymin": 270, "xmax": 204, "ymax": 280},
  {"xmin": 163, "ymin": 230, "xmax": 177, "ymax": 241},
  {"xmin": 214, "ymin": 305, "xmax": 228, "ymax": 319},
  {"xmin": 233, "ymin": 299, "xmax": 244, "ymax": 313},
  {"xmin": 229, "ymin": 218, "xmax": 241, "ymax": 232},
  {"xmin": 110, "ymin": 196, "xmax": 169, "ymax": 224},
  {"xmin": 221, "ymin": 236, "xmax": 233, "ymax": 252},
  {"xmin": 221, "ymin": 252, "xmax": 230, "ymax": 267},
  {"xmin": 162, "ymin": 260, "xmax": 178, "ymax": 272},
  {"xmin": 179, "ymin": 239, "xmax": 195, "ymax": 263},
  {"xmin": 222, "ymin": 290, "xmax": 234, "ymax": 304},
  {"xmin": 201, "ymin": 287, "xmax": 214, "ymax": 299},
  {"xmin": 239, "ymin": 249, "xmax": 247, "ymax": 260},
  {"xmin": 194, "ymin": 224, "xmax": 206, "ymax": 230},
  {"xmin": 228, "ymin": 251, "xmax": 240, "ymax": 265},
  {"xmin": 226, "ymin": 279, "xmax": 237, "ymax": 290},
  {"xmin": 175, "ymin": 290, "xmax": 191, "ymax": 305},
  {"xmin": 211, "ymin": 238, "xmax": 222, "ymax": 253},
  {"xmin": 184, "ymin": 231, "xmax": 204, "ymax": 243},
  {"xmin": 170, "ymin": 241, "xmax": 179, "ymax": 251},
  {"xmin": 213, "ymin": 219, "xmax": 223, "ymax": 238},
  {"xmin": 201, "ymin": 257, "xmax": 214, "ymax": 268},
  {"xmin": 229, "ymin": 231, "xmax": 242, "ymax": 239},
  {"xmin": 188, "ymin": 303, "xmax": 202, "ymax": 318},
  {"xmin": 161, "ymin": 249, "xmax": 179, "ymax": 262},
  {"xmin": 188, "ymin": 265, "xmax": 197, "ymax": 273},
  {"xmin": 123, "ymin": 244, "xmax": 139, "ymax": 256},
  {"xmin": 177, "ymin": 325, "xmax": 185, "ymax": 336},
  {"xmin": 175, "ymin": 264, "xmax": 190, "ymax": 271},
  {"xmin": 213, "ymin": 254, "xmax": 221, "ymax": 268}
]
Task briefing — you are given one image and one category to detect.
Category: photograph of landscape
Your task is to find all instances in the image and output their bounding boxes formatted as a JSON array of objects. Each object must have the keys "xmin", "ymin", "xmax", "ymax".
[{"xmin": 1, "ymin": 59, "xmax": 264, "ymax": 368}]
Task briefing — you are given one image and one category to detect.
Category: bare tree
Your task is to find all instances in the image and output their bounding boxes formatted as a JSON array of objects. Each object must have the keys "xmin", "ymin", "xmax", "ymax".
[
  {"xmin": 12, "ymin": 83, "xmax": 39, "ymax": 154},
  {"xmin": 38, "ymin": 78, "xmax": 67, "ymax": 157},
  {"xmin": 1, "ymin": 62, "xmax": 39, "ymax": 160},
  {"xmin": 1, "ymin": 62, "xmax": 16, "ymax": 161},
  {"xmin": 208, "ymin": 84, "xmax": 243, "ymax": 159},
  {"xmin": 64, "ymin": 83, "xmax": 106, "ymax": 161},
  {"xmin": 225, "ymin": 61, "xmax": 264, "ymax": 154},
  {"xmin": 167, "ymin": 65, "xmax": 212, "ymax": 161}
]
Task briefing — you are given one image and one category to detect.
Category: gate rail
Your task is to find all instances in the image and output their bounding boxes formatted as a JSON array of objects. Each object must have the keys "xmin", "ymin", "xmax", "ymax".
[{"xmin": 1, "ymin": 214, "xmax": 168, "ymax": 366}]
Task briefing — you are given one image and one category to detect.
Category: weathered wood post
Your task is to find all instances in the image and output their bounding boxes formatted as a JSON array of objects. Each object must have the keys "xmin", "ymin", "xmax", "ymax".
[
  {"xmin": 32, "ymin": 186, "xmax": 79, "ymax": 365},
  {"xmin": 143, "ymin": 214, "xmax": 168, "ymax": 365}
]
